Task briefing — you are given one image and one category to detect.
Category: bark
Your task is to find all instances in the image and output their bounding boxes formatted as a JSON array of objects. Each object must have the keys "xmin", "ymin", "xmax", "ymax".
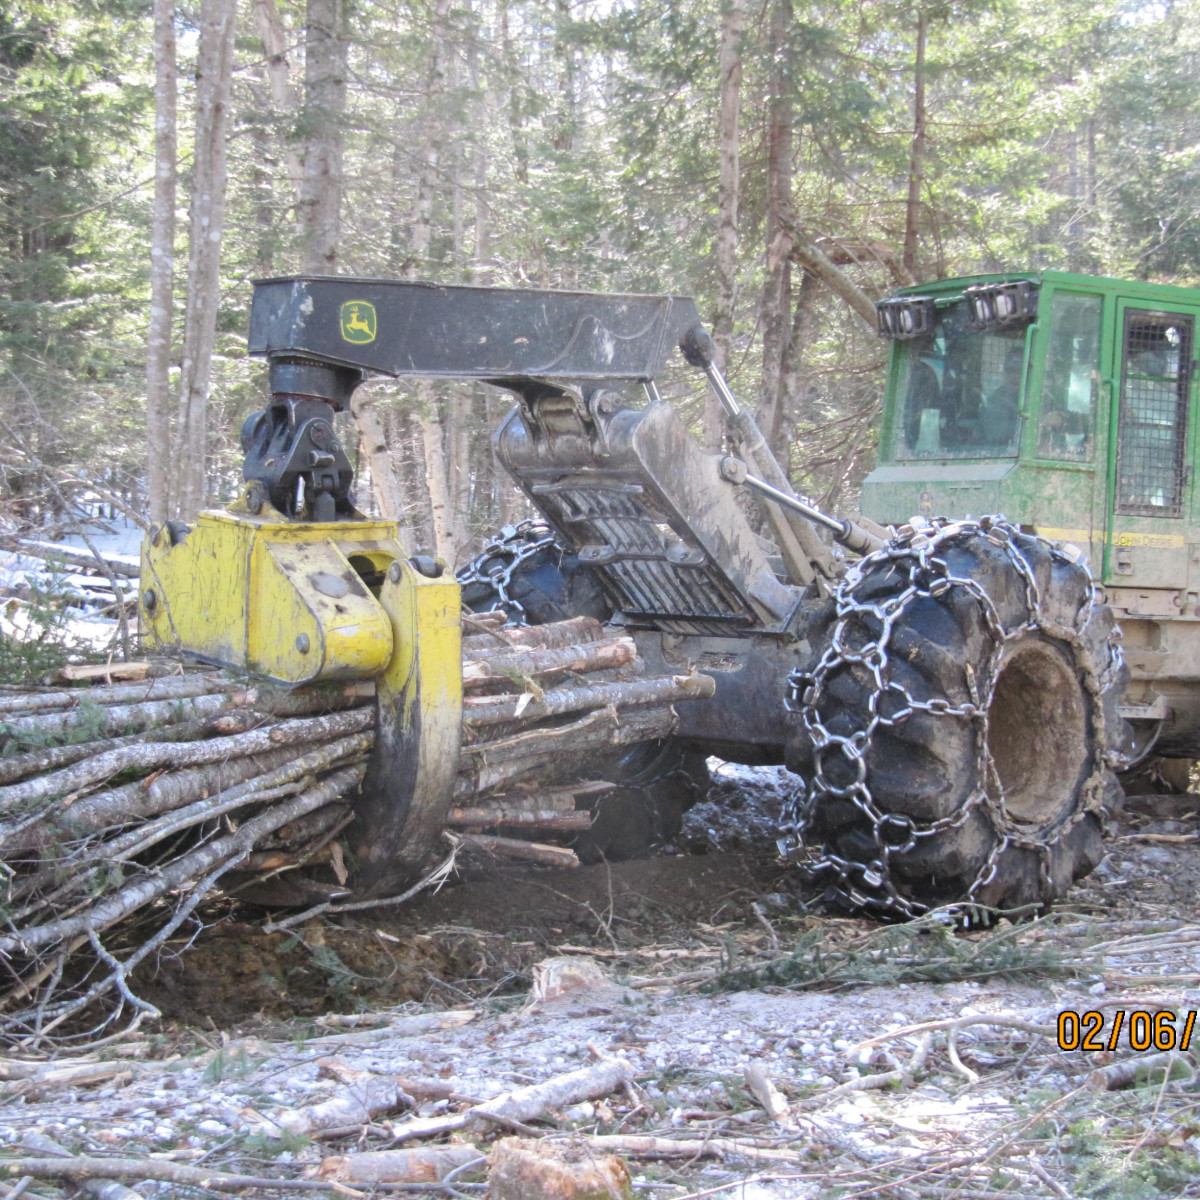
[
  {"xmin": 445, "ymin": 807, "xmax": 592, "ymax": 831},
  {"xmin": 581, "ymin": 1135, "xmax": 797, "ymax": 1163},
  {"xmin": 350, "ymin": 384, "xmax": 410, "ymax": 543},
  {"xmin": 14, "ymin": 539, "xmax": 140, "ymax": 577},
  {"xmin": 0, "ymin": 707, "xmax": 374, "ymax": 812},
  {"xmin": 453, "ymin": 832, "xmax": 580, "ymax": 867},
  {"xmin": 0, "ymin": 1155, "xmax": 347, "ymax": 1193},
  {"xmin": 253, "ymin": 0, "xmax": 304, "ymax": 203},
  {"xmin": 299, "ymin": 0, "xmax": 346, "ymax": 272},
  {"xmin": 457, "ymin": 706, "xmax": 677, "ymax": 794},
  {"xmin": 461, "ymin": 615, "xmax": 604, "ymax": 658},
  {"xmin": 316, "ymin": 1147, "xmax": 481, "ymax": 1185},
  {"xmin": 0, "ymin": 674, "xmax": 230, "ymax": 716},
  {"xmin": 788, "ymin": 238, "xmax": 880, "ymax": 329},
  {"xmin": 146, "ymin": 0, "xmax": 176, "ymax": 525},
  {"xmin": 461, "ymin": 639, "xmax": 637, "ymax": 691},
  {"xmin": 1090, "ymin": 1051, "xmax": 1195, "ymax": 1090},
  {"xmin": 18, "ymin": 1134, "xmax": 145, "ymax": 1200},
  {"xmin": 0, "ymin": 765, "xmax": 367, "ymax": 954},
  {"xmin": 174, "ymin": 0, "xmax": 238, "ymax": 519},
  {"xmin": 473, "ymin": 1057, "xmax": 633, "ymax": 1126},
  {"xmin": 708, "ymin": 0, "xmax": 744, "ymax": 448},
  {"xmin": 462, "ymin": 672, "xmax": 715, "ymax": 727},
  {"xmin": 7, "ymin": 747, "xmax": 305, "ymax": 853},
  {"xmin": 408, "ymin": 0, "xmax": 459, "ymax": 563},
  {"xmin": 0, "ymin": 681, "xmax": 360, "ymax": 746},
  {"xmin": 758, "ymin": 0, "xmax": 796, "ymax": 461},
  {"xmin": 0, "ymin": 719, "xmax": 252, "ymax": 789},
  {"xmin": 55, "ymin": 662, "xmax": 153, "ymax": 683},
  {"xmin": 901, "ymin": 10, "xmax": 928, "ymax": 278},
  {"xmin": 419, "ymin": 404, "xmax": 459, "ymax": 564},
  {"xmin": 743, "ymin": 1064, "xmax": 793, "ymax": 1125},
  {"xmin": 274, "ymin": 1066, "xmax": 411, "ymax": 1136}
]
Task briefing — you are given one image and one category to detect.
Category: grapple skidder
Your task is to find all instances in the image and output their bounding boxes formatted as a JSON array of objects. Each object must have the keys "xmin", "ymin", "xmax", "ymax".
[{"xmin": 141, "ymin": 275, "xmax": 1129, "ymax": 918}]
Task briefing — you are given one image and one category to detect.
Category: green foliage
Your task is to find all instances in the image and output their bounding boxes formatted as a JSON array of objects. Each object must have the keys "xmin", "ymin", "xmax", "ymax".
[
  {"xmin": 0, "ymin": 570, "xmax": 105, "ymax": 691},
  {"xmin": 203, "ymin": 1044, "xmax": 259, "ymax": 1084},
  {"xmin": 707, "ymin": 910, "xmax": 1091, "ymax": 993}
]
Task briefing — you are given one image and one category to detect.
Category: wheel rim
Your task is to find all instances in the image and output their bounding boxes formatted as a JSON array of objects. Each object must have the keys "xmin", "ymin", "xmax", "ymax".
[{"xmin": 987, "ymin": 638, "xmax": 1089, "ymax": 831}]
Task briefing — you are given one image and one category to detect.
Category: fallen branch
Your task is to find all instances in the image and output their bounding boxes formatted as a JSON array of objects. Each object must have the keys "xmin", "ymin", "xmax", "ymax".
[
  {"xmin": 582, "ymin": 1135, "xmax": 800, "ymax": 1163},
  {"xmin": 389, "ymin": 1057, "xmax": 635, "ymax": 1144},
  {"xmin": 0, "ymin": 1156, "xmax": 342, "ymax": 1193},
  {"xmin": 452, "ymin": 833, "xmax": 580, "ymax": 869},
  {"xmin": 0, "ymin": 765, "xmax": 366, "ymax": 954}
]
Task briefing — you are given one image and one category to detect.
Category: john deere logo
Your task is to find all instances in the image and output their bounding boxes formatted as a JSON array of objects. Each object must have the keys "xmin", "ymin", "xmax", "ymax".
[{"xmin": 340, "ymin": 301, "xmax": 377, "ymax": 344}]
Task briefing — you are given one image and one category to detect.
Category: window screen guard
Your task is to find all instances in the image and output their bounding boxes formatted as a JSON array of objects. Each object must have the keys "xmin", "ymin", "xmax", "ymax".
[{"xmin": 1115, "ymin": 309, "xmax": 1194, "ymax": 518}]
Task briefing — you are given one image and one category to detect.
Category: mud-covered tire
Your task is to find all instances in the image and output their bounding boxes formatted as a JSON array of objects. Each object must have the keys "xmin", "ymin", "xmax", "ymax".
[
  {"xmin": 458, "ymin": 520, "xmax": 609, "ymax": 625},
  {"xmin": 571, "ymin": 742, "xmax": 711, "ymax": 864},
  {"xmin": 784, "ymin": 516, "xmax": 1130, "ymax": 920}
]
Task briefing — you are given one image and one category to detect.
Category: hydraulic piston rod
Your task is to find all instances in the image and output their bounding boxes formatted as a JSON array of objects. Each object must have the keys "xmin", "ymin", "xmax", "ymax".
[{"xmin": 678, "ymin": 326, "xmax": 885, "ymax": 564}]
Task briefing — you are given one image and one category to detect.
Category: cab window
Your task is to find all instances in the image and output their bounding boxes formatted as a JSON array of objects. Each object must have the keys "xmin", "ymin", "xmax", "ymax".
[{"xmin": 1036, "ymin": 293, "xmax": 1100, "ymax": 461}]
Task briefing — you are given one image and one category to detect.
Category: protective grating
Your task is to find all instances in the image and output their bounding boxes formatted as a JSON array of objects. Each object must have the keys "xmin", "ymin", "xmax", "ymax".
[
  {"xmin": 539, "ymin": 485, "xmax": 754, "ymax": 625},
  {"xmin": 1116, "ymin": 309, "xmax": 1193, "ymax": 517}
]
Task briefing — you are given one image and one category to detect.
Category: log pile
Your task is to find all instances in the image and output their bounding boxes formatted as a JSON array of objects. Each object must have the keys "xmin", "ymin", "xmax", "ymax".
[{"xmin": 0, "ymin": 613, "xmax": 713, "ymax": 1047}]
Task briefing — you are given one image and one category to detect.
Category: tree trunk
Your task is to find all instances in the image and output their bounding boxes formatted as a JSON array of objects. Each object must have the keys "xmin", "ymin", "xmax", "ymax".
[
  {"xmin": 409, "ymin": 0, "xmax": 459, "ymax": 565},
  {"xmin": 901, "ymin": 9, "xmax": 927, "ymax": 278},
  {"xmin": 254, "ymin": 0, "xmax": 304, "ymax": 205},
  {"xmin": 146, "ymin": 0, "xmax": 176, "ymax": 525},
  {"xmin": 709, "ymin": 0, "xmax": 744, "ymax": 449},
  {"xmin": 300, "ymin": 0, "xmax": 346, "ymax": 273},
  {"xmin": 351, "ymin": 384, "xmax": 411, "ymax": 545},
  {"xmin": 173, "ymin": 0, "xmax": 238, "ymax": 519},
  {"xmin": 758, "ymin": 0, "xmax": 795, "ymax": 464}
]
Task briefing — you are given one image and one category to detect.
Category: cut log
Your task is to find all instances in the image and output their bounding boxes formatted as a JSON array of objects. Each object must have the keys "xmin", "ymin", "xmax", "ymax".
[
  {"xmin": 462, "ymin": 639, "xmax": 637, "ymax": 691},
  {"xmin": 0, "ymin": 673, "xmax": 230, "ymax": 716},
  {"xmin": 453, "ymin": 833, "xmax": 581, "ymax": 868},
  {"xmin": 14, "ymin": 539, "xmax": 140, "ymax": 578},
  {"xmin": 489, "ymin": 1138, "xmax": 631, "ymax": 1200},
  {"xmin": 462, "ymin": 615, "xmax": 603, "ymax": 658},
  {"xmin": 316, "ymin": 1146, "xmax": 483, "ymax": 1185},
  {"xmin": 0, "ymin": 706, "xmax": 374, "ymax": 812},
  {"xmin": 445, "ymin": 807, "xmax": 592, "ymax": 831},
  {"xmin": 463, "ymin": 672, "xmax": 715, "ymax": 726}
]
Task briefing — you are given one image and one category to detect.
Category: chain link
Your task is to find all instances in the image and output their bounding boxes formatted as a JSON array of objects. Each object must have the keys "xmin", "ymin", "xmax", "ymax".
[
  {"xmin": 455, "ymin": 519, "xmax": 557, "ymax": 624},
  {"xmin": 782, "ymin": 514, "xmax": 1126, "ymax": 921}
]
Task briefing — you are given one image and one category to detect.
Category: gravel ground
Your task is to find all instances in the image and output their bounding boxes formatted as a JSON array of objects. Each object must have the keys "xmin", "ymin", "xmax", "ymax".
[{"xmin": 3, "ymin": 766, "xmax": 1200, "ymax": 1199}]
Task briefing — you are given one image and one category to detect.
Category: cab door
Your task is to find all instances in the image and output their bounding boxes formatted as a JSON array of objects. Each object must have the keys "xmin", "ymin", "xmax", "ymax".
[{"xmin": 1103, "ymin": 301, "xmax": 1200, "ymax": 589}]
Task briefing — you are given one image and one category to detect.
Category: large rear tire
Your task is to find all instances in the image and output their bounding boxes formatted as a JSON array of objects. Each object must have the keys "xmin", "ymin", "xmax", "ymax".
[{"xmin": 784, "ymin": 516, "xmax": 1130, "ymax": 920}]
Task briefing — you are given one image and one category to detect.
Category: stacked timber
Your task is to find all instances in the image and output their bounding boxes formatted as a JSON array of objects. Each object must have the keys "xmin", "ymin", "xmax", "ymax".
[{"xmin": 0, "ymin": 616, "xmax": 713, "ymax": 1045}]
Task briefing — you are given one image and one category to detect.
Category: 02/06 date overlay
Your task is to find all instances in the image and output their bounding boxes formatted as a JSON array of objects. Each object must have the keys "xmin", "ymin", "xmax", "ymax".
[{"xmin": 1058, "ymin": 1010, "xmax": 1198, "ymax": 1052}]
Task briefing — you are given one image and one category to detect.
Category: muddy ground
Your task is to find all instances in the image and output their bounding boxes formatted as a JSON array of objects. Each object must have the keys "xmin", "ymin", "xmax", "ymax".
[{"xmin": 4, "ymin": 762, "xmax": 1200, "ymax": 1198}]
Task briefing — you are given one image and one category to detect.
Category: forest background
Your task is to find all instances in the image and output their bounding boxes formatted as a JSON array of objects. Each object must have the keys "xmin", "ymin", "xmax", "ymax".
[{"xmin": 3, "ymin": 0, "xmax": 1198, "ymax": 568}]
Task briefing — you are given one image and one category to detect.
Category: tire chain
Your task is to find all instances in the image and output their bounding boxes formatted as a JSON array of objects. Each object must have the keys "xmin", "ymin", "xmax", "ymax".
[
  {"xmin": 455, "ymin": 519, "xmax": 558, "ymax": 624},
  {"xmin": 782, "ymin": 514, "xmax": 1126, "ymax": 921}
]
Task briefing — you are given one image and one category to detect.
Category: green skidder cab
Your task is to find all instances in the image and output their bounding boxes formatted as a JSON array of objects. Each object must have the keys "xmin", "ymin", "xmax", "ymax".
[{"xmin": 866, "ymin": 271, "xmax": 1200, "ymax": 762}]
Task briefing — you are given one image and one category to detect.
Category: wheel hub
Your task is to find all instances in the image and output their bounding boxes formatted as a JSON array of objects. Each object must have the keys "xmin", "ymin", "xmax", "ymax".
[{"xmin": 987, "ymin": 638, "xmax": 1089, "ymax": 831}]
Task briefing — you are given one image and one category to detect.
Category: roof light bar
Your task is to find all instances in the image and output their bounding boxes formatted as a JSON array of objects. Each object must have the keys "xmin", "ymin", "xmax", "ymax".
[
  {"xmin": 964, "ymin": 280, "xmax": 1038, "ymax": 331},
  {"xmin": 875, "ymin": 296, "xmax": 936, "ymax": 340}
]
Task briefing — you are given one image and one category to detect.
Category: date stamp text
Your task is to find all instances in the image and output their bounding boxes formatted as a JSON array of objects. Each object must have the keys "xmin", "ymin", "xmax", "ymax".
[{"xmin": 1057, "ymin": 1009, "xmax": 1199, "ymax": 1052}]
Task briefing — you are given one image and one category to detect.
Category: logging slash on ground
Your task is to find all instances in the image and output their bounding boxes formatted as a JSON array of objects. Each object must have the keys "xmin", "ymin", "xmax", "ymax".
[{"xmin": 0, "ymin": 612, "xmax": 712, "ymax": 1049}]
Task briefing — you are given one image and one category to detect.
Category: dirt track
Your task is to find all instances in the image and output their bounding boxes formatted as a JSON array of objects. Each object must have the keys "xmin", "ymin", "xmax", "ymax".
[{"xmin": 4, "ymin": 764, "xmax": 1200, "ymax": 1198}]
